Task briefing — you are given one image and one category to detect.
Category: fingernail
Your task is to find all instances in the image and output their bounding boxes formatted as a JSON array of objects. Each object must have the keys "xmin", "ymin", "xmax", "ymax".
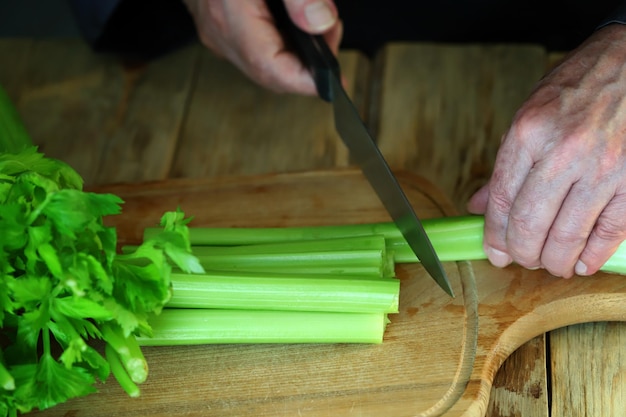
[
  {"xmin": 305, "ymin": 1, "xmax": 335, "ymax": 31},
  {"xmin": 485, "ymin": 246, "xmax": 513, "ymax": 268},
  {"xmin": 575, "ymin": 260, "xmax": 589, "ymax": 276}
]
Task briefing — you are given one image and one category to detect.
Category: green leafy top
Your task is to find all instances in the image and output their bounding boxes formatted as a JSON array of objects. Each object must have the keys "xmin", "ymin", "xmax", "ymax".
[{"xmin": 0, "ymin": 147, "xmax": 203, "ymax": 416}]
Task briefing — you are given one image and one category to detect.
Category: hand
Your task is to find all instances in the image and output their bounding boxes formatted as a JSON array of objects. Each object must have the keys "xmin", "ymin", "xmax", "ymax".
[
  {"xmin": 181, "ymin": 0, "xmax": 343, "ymax": 95},
  {"xmin": 468, "ymin": 24, "xmax": 626, "ymax": 278}
]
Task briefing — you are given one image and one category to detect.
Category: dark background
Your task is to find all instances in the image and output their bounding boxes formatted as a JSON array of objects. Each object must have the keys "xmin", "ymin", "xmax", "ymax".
[{"xmin": 0, "ymin": 1, "xmax": 622, "ymax": 60}]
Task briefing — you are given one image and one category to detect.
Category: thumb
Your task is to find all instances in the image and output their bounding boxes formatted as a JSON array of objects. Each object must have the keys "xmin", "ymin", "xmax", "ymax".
[{"xmin": 283, "ymin": 0, "xmax": 338, "ymax": 34}]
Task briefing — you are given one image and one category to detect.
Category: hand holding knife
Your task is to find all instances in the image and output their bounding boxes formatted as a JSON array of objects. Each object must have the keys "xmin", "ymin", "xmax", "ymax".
[{"xmin": 266, "ymin": 0, "xmax": 454, "ymax": 297}]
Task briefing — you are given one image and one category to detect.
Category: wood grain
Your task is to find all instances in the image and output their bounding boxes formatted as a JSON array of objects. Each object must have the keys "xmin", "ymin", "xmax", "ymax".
[
  {"xmin": 3, "ymin": 37, "xmax": 624, "ymax": 416},
  {"xmin": 0, "ymin": 39, "xmax": 197, "ymax": 185},
  {"xmin": 38, "ymin": 169, "xmax": 479, "ymax": 417},
  {"xmin": 169, "ymin": 50, "xmax": 369, "ymax": 178},
  {"xmin": 550, "ymin": 322, "xmax": 626, "ymax": 417},
  {"xmin": 29, "ymin": 169, "xmax": 626, "ymax": 417},
  {"xmin": 371, "ymin": 43, "xmax": 556, "ymax": 417},
  {"xmin": 372, "ymin": 42, "xmax": 546, "ymax": 212}
]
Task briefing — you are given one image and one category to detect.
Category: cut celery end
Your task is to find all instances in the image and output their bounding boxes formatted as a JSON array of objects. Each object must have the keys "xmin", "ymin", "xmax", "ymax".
[{"xmin": 140, "ymin": 309, "xmax": 388, "ymax": 345}]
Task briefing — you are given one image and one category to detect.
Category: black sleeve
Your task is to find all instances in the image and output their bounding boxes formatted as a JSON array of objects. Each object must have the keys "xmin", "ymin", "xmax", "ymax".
[
  {"xmin": 68, "ymin": 0, "xmax": 198, "ymax": 62},
  {"xmin": 597, "ymin": 3, "xmax": 626, "ymax": 28}
]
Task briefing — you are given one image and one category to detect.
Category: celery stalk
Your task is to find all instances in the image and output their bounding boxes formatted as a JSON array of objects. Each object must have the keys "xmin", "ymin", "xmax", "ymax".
[
  {"xmin": 159, "ymin": 215, "xmax": 626, "ymax": 275},
  {"xmin": 144, "ymin": 222, "xmax": 401, "ymax": 245},
  {"xmin": 101, "ymin": 323, "xmax": 148, "ymax": 384},
  {"xmin": 139, "ymin": 309, "xmax": 388, "ymax": 345},
  {"xmin": 126, "ymin": 235, "xmax": 395, "ymax": 278},
  {"xmin": 168, "ymin": 271, "xmax": 399, "ymax": 313},
  {"xmin": 105, "ymin": 344, "xmax": 141, "ymax": 398},
  {"xmin": 191, "ymin": 235, "xmax": 393, "ymax": 278}
]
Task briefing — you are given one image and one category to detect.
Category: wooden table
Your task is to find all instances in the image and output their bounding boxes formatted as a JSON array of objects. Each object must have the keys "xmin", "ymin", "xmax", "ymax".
[{"xmin": 1, "ymin": 37, "xmax": 625, "ymax": 416}]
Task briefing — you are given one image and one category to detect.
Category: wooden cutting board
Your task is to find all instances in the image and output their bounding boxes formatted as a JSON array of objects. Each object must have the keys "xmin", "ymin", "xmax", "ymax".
[{"xmin": 33, "ymin": 169, "xmax": 626, "ymax": 417}]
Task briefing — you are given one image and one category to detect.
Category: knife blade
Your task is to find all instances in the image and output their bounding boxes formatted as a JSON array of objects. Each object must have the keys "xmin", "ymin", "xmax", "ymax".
[{"xmin": 266, "ymin": 0, "xmax": 454, "ymax": 297}]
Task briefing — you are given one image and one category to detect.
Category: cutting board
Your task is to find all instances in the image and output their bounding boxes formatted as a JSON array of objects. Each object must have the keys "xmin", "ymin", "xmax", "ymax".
[{"xmin": 32, "ymin": 169, "xmax": 626, "ymax": 417}]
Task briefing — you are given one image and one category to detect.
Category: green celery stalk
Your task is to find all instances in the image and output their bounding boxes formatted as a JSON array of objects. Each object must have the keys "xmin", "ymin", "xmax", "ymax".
[
  {"xmin": 389, "ymin": 215, "xmax": 486, "ymax": 262},
  {"xmin": 144, "ymin": 222, "xmax": 400, "ymax": 246},
  {"xmin": 0, "ymin": 84, "xmax": 33, "ymax": 153},
  {"xmin": 167, "ymin": 270, "xmax": 399, "ymax": 313},
  {"xmin": 159, "ymin": 215, "xmax": 626, "ymax": 275},
  {"xmin": 139, "ymin": 309, "xmax": 388, "ymax": 345},
  {"xmin": 101, "ymin": 323, "xmax": 148, "ymax": 384},
  {"xmin": 191, "ymin": 235, "xmax": 394, "ymax": 278},
  {"xmin": 127, "ymin": 235, "xmax": 394, "ymax": 278},
  {"xmin": 105, "ymin": 344, "xmax": 141, "ymax": 398}
]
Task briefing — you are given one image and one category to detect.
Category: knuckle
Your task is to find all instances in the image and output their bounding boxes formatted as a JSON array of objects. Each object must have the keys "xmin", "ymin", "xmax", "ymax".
[
  {"xmin": 593, "ymin": 217, "xmax": 626, "ymax": 242},
  {"xmin": 549, "ymin": 226, "xmax": 588, "ymax": 248},
  {"xmin": 509, "ymin": 105, "xmax": 551, "ymax": 141},
  {"xmin": 504, "ymin": 214, "xmax": 545, "ymax": 267},
  {"xmin": 487, "ymin": 186, "xmax": 513, "ymax": 215},
  {"xmin": 508, "ymin": 211, "xmax": 541, "ymax": 240}
]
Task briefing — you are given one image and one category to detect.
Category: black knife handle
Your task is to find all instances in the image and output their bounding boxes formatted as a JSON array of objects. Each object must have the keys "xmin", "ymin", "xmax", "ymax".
[{"xmin": 265, "ymin": 0, "xmax": 340, "ymax": 101}]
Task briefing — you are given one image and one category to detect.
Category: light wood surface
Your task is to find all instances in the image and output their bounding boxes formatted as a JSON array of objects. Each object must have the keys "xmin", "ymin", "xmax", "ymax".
[
  {"xmin": 28, "ymin": 169, "xmax": 626, "ymax": 417},
  {"xmin": 1, "ymin": 37, "xmax": 625, "ymax": 416},
  {"xmin": 372, "ymin": 42, "xmax": 546, "ymax": 211}
]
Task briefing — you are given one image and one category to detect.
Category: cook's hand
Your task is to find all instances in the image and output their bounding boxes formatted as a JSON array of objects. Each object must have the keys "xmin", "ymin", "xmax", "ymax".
[
  {"xmin": 182, "ymin": 0, "xmax": 342, "ymax": 95},
  {"xmin": 468, "ymin": 24, "xmax": 626, "ymax": 278}
]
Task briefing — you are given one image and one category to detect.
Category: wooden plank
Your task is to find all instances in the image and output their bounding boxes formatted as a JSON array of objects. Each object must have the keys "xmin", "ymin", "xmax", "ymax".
[
  {"xmin": 372, "ymin": 42, "xmax": 546, "ymax": 212},
  {"xmin": 0, "ymin": 39, "xmax": 197, "ymax": 186},
  {"xmin": 371, "ymin": 42, "xmax": 551, "ymax": 417},
  {"xmin": 486, "ymin": 336, "xmax": 548, "ymax": 417},
  {"xmin": 28, "ymin": 169, "xmax": 626, "ymax": 417},
  {"xmin": 550, "ymin": 322, "xmax": 626, "ymax": 416},
  {"xmin": 169, "ymin": 50, "xmax": 370, "ymax": 178}
]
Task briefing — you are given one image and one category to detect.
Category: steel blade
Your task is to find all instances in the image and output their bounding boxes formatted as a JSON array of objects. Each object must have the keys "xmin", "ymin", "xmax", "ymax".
[{"xmin": 330, "ymin": 76, "xmax": 454, "ymax": 297}]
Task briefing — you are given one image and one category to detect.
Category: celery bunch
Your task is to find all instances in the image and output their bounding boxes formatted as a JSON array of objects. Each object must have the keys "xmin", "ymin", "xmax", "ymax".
[
  {"xmin": 0, "ymin": 86, "xmax": 203, "ymax": 416},
  {"xmin": 139, "ymin": 214, "xmax": 626, "ymax": 347},
  {"xmin": 131, "ymin": 230, "xmax": 401, "ymax": 346}
]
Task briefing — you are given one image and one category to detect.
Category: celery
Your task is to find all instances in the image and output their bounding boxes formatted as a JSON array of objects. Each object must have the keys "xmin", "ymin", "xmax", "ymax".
[
  {"xmin": 127, "ymin": 230, "xmax": 402, "ymax": 345},
  {"xmin": 167, "ymin": 270, "xmax": 399, "ymax": 313},
  {"xmin": 138, "ymin": 309, "xmax": 388, "ymax": 345},
  {"xmin": 144, "ymin": 216, "xmax": 485, "ymax": 263},
  {"xmin": 129, "ymin": 235, "xmax": 395, "ymax": 278},
  {"xmin": 144, "ymin": 222, "xmax": 400, "ymax": 245},
  {"xmin": 100, "ymin": 323, "xmax": 148, "ymax": 384},
  {"xmin": 140, "ymin": 214, "xmax": 626, "ymax": 348},
  {"xmin": 190, "ymin": 235, "xmax": 394, "ymax": 278},
  {"xmin": 105, "ymin": 344, "xmax": 141, "ymax": 398},
  {"xmin": 158, "ymin": 215, "xmax": 626, "ymax": 274}
]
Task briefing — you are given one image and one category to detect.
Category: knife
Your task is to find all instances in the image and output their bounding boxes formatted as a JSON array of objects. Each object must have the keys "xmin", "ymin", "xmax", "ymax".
[{"xmin": 266, "ymin": 0, "xmax": 454, "ymax": 297}]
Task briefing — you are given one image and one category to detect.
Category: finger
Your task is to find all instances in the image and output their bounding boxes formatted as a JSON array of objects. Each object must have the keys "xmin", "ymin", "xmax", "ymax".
[
  {"xmin": 229, "ymin": 4, "xmax": 319, "ymax": 95},
  {"xmin": 482, "ymin": 135, "xmax": 535, "ymax": 267},
  {"xmin": 576, "ymin": 192, "xmax": 626, "ymax": 275},
  {"xmin": 467, "ymin": 184, "xmax": 489, "ymax": 214},
  {"xmin": 504, "ymin": 154, "xmax": 579, "ymax": 270},
  {"xmin": 540, "ymin": 180, "xmax": 613, "ymax": 277},
  {"xmin": 283, "ymin": 0, "xmax": 339, "ymax": 33},
  {"xmin": 239, "ymin": 46, "xmax": 318, "ymax": 95}
]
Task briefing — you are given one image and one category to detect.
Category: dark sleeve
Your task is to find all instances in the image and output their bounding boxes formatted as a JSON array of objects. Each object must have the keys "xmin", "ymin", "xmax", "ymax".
[
  {"xmin": 68, "ymin": 0, "xmax": 198, "ymax": 61},
  {"xmin": 597, "ymin": 3, "xmax": 626, "ymax": 28}
]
